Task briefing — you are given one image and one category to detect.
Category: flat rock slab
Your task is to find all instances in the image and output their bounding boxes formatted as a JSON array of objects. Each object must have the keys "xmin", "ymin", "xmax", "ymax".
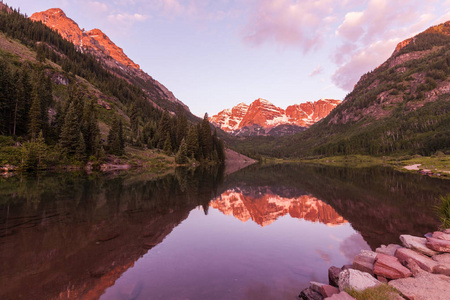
[
  {"xmin": 320, "ymin": 285, "xmax": 340, "ymax": 298},
  {"xmin": 426, "ymin": 237, "xmax": 450, "ymax": 253},
  {"xmin": 374, "ymin": 253, "xmax": 412, "ymax": 279},
  {"xmin": 338, "ymin": 269, "xmax": 381, "ymax": 292},
  {"xmin": 353, "ymin": 250, "xmax": 376, "ymax": 275},
  {"xmin": 389, "ymin": 272, "xmax": 450, "ymax": 300},
  {"xmin": 395, "ymin": 247, "xmax": 438, "ymax": 273},
  {"xmin": 376, "ymin": 244, "xmax": 402, "ymax": 256},
  {"xmin": 432, "ymin": 253, "xmax": 450, "ymax": 276},
  {"xmin": 432, "ymin": 231, "xmax": 450, "ymax": 241},
  {"xmin": 400, "ymin": 234, "xmax": 437, "ymax": 256}
]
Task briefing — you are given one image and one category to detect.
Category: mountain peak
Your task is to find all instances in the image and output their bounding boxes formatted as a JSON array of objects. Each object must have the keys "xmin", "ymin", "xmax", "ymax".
[
  {"xmin": 210, "ymin": 98, "xmax": 341, "ymax": 136},
  {"xmin": 30, "ymin": 8, "xmax": 140, "ymax": 70}
]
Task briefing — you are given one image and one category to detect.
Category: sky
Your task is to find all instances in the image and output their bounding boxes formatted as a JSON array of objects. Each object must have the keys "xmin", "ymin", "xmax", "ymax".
[{"xmin": 9, "ymin": 0, "xmax": 450, "ymax": 117}]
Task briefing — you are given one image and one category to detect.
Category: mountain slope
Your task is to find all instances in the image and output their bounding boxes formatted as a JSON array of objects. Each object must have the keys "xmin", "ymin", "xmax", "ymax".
[
  {"xmin": 233, "ymin": 21, "xmax": 450, "ymax": 157},
  {"xmin": 210, "ymin": 98, "xmax": 341, "ymax": 136},
  {"xmin": 30, "ymin": 8, "xmax": 194, "ymax": 119}
]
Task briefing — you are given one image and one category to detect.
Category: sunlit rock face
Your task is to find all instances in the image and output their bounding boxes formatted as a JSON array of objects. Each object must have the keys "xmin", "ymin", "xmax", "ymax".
[
  {"xmin": 210, "ymin": 187, "xmax": 347, "ymax": 227},
  {"xmin": 30, "ymin": 8, "xmax": 140, "ymax": 70},
  {"xmin": 209, "ymin": 98, "xmax": 341, "ymax": 136}
]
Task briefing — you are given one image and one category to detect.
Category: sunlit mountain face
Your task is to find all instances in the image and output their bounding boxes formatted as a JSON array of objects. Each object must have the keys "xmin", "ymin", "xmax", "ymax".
[{"xmin": 210, "ymin": 187, "xmax": 347, "ymax": 227}]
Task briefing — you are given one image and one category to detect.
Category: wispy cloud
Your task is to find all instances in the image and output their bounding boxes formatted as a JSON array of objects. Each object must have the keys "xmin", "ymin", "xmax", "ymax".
[
  {"xmin": 107, "ymin": 12, "xmax": 149, "ymax": 24},
  {"xmin": 309, "ymin": 65, "xmax": 323, "ymax": 77}
]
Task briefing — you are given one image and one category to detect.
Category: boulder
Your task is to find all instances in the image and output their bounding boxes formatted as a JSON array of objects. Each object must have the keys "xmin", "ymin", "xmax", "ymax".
[
  {"xmin": 328, "ymin": 266, "xmax": 342, "ymax": 287},
  {"xmin": 395, "ymin": 247, "xmax": 438, "ymax": 273},
  {"xmin": 375, "ymin": 244, "xmax": 402, "ymax": 256},
  {"xmin": 300, "ymin": 287, "xmax": 323, "ymax": 300},
  {"xmin": 373, "ymin": 253, "xmax": 412, "ymax": 279},
  {"xmin": 353, "ymin": 250, "xmax": 376, "ymax": 275},
  {"xmin": 309, "ymin": 282, "xmax": 339, "ymax": 298},
  {"xmin": 432, "ymin": 231, "xmax": 450, "ymax": 242},
  {"xmin": 325, "ymin": 291, "xmax": 355, "ymax": 300},
  {"xmin": 320, "ymin": 285, "xmax": 340, "ymax": 298},
  {"xmin": 432, "ymin": 253, "xmax": 450, "ymax": 276},
  {"xmin": 338, "ymin": 269, "xmax": 381, "ymax": 292},
  {"xmin": 444, "ymin": 228, "xmax": 450, "ymax": 234},
  {"xmin": 426, "ymin": 237, "xmax": 450, "ymax": 253},
  {"xmin": 399, "ymin": 234, "xmax": 437, "ymax": 256},
  {"xmin": 389, "ymin": 272, "xmax": 450, "ymax": 300}
]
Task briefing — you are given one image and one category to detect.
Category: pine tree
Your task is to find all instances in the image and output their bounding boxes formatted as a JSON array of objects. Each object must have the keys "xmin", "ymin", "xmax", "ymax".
[
  {"xmin": 107, "ymin": 116, "xmax": 124, "ymax": 156},
  {"xmin": 163, "ymin": 132, "xmax": 172, "ymax": 155},
  {"xmin": 28, "ymin": 93, "xmax": 41, "ymax": 141},
  {"xmin": 186, "ymin": 125, "xmax": 198, "ymax": 159},
  {"xmin": 200, "ymin": 113, "xmax": 212, "ymax": 160},
  {"xmin": 175, "ymin": 138, "xmax": 188, "ymax": 164},
  {"xmin": 81, "ymin": 98, "xmax": 100, "ymax": 157},
  {"xmin": 59, "ymin": 101, "xmax": 82, "ymax": 155}
]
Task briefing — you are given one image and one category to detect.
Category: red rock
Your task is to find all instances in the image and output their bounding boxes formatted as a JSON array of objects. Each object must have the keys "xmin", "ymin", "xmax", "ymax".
[
  {"xmin": 30, "ymin": 8, "xmax": 140, "ymax": 70},
  {"xmin": 426, "ymin": 237, "xmax": 450, "ymax": 252},
  {"xmin": 373, "ymin": 253, "xmax": 412, "ymax": 279},
  {"xmin": 395, "ymin": 248, "xmax": 438, "ymax": 273},
  {"xmin": 377, "ymin": 275, "xmax": 388, "ymax": 283},
  {"xmin": 444, "ymin": 229, "xmax": 450, "ymax": 234},
  {"xmin": 209, "ymin": 98, "xmax": 341, "ymax": 134},
  {"xmin": 376, "ymin": 244, "xmax": 402, "ymax": 256},
  {"xmin": 320, "ymin": 285, "xmax": 339, "ymax": 298},
  {"xmin": 432, "ymin": 231, "xmax": 450, "ymax": 241},
  {"xmin": 353, "ymin": 250, "xmax": 376, "ymax": 275}
]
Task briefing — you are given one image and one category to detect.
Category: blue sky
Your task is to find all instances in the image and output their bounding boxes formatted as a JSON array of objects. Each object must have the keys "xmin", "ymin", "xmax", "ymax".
[{"xmin": 10, "ymin": 0, "xmax": 450, "ymax": 117}]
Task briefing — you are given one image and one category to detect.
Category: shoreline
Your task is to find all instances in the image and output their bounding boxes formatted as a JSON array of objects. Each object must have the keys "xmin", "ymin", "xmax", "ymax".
[{"xmin": 299, "ymin": 229, "xmax": 450, "ymax": 299}]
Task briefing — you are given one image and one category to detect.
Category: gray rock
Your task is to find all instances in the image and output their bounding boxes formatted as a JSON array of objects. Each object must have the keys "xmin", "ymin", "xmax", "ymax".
[
  {"xmin": 328, "ymin": 266, "xmax": 342, "ymax": 287},
  {"xmin": 400, "ymin": 234, "xmax": 437, "ymax": 256},
  {"xmin": 389, "ymin": 272, "xmax": 450, "ymax": 300},
  {"xmin": 353, "ymin": 250, "xmax": 377, "ymax": 275},
  {"xmin": 338, "ymin": 269, "xmax": 381, "ymax": 292},
  {"xmin": 324, "ymin": 291, "xmax": 355, "ymax": 300},
  {"xmin": 300, "ymin": 287, "xmax": 323, "ymax": 300},
  {"xmin": 395, "ymin": 247, "xmax": 439, "ymax": 273},
  {"xmin": 375, "ymin": 244, "xmax": 402, "ymax": 256}
]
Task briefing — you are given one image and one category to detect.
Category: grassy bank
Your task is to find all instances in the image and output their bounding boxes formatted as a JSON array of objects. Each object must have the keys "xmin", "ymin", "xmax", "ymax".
[{"xmin": 284, "ymin": 154, "xmax": 450, "ymax": 179}]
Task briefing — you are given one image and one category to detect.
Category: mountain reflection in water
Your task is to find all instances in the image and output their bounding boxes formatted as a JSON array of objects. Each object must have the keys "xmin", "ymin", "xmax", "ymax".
[
  {"xmin": 1, "ymin": 164, "xmax": 449, "ymax": 300},
  {"xmin": 210, "ymin": 188, "xmax": 347, "ymax": 227}
]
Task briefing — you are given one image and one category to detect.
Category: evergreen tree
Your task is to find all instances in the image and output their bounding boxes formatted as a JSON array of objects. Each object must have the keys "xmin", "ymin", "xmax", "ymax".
[
  {"xmin": 59, "ymin": 101, "xmax": 83, "ymax": 155},
  {"xmin": 81, "ymin": 98, "xmax": 100, "ymax": 157},
  {"xmin": 186, "ymin": 125, "xmax": 198, "ymax": 158},
  {"xmin": 163, "ymin": 132, "xmax": 172, "ymax": 155},
  {"xmin": 175, "ymin": 138, "xmax": 188, "ymax": 164},
  {"xmin": 200, "ymin": 113, "xmax": 212, "ymax": 160},
  {"xmin": 107, "ymin": 115, "xmax": 124, "ymax": 156},
  {"xmin": 28, "ymin": 92, "xmax": 41, "ymax": 141}
]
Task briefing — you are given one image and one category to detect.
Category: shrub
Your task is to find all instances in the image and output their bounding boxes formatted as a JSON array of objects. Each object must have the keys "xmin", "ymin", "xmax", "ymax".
[
  {"xmin": 437, "ymin": 194, "xmax": 450, "ymax": 229},
  {"xmin": 347, "ymin": 284, "xmax": 401, "ymax": 300}
]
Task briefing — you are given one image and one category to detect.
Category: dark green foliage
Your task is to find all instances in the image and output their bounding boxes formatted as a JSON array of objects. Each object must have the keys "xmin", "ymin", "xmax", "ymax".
[
  {"xmin": 107, "ymin": 116, "xmax": 124, "ymax": 156},
  {"xmin": 437, "ymin": 194, "xmax": 450, "ymax": 229},
  {"xmin": 175, "ymin": 138, "xmax": 188, "ymax": 164},
  {"xmin": 0, "ymin": 4, "xmax": 227, "ymax": 168}
]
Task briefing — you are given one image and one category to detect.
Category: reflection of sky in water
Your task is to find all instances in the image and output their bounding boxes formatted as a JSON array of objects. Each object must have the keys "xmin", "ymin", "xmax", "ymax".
[{"xmin": 101, "ymin": 207, "xmax": 369, "ymax": 300}]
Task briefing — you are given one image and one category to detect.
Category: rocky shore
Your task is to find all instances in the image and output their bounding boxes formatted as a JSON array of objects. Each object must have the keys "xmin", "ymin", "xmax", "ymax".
[{"xmin": 300, "ymin": 229, "xmax": 450, "ymax": 300}]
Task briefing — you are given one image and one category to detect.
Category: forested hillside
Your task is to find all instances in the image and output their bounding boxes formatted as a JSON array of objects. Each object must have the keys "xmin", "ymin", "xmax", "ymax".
[
  {"xmin": 0, "ymin": 5, "xmax": 225, "ymax": 170},
  {"xmin": 231, "ymin": 21, "xmax": 450, "ymax": 158}
]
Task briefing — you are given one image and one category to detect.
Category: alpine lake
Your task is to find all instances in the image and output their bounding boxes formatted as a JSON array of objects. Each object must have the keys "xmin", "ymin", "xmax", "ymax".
[{"xmin": 1, "ymin": 163, "xmax": 449, "ymax": 300}]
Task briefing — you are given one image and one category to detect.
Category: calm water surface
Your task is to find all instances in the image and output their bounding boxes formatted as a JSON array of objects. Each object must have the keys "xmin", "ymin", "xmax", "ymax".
[{"xmin": 1, "ymin": 164, "xmax": 449, "ymax": 300}]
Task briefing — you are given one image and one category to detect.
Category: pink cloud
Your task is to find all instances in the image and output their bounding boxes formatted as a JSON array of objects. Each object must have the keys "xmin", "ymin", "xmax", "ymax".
[
  {"xmin": 242, "ymin": 0, "xmax": 339, "ymax": 52},
  {"xmin": 331, "ymin": 0, "xmax": 447, "ymax": 91}
]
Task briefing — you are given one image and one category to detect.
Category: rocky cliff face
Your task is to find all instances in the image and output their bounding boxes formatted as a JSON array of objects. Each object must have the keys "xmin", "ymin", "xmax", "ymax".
[
  {"xmin": 30, "ymin": 8, "xmax": 191, "ymax": 114},
  {"xmin": 210, "ymin": 187, "xmax": 347, "ymax": 227},
  {"xmin": 30, "ymin": 8, "xmax": 140, "ymax": 70},
  {"xmin": 210, "ymin": 98, "xmax": 341, "ymax": 136}
]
